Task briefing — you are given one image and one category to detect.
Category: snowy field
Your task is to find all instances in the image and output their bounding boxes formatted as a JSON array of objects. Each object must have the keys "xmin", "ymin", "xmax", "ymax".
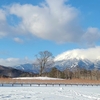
[
  {"xmin": 13, "ymin": 77, "xmax": 64, "ymax": 80},
  {"xmin": 0, "ymin": 86, "xmax": 100, "ymax": 100}
]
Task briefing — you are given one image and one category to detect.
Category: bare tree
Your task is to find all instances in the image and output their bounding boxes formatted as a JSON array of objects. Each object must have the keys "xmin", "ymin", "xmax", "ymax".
[{"xmin": 34, "ymin": 51, "xmax": 54, "ymax": 76}]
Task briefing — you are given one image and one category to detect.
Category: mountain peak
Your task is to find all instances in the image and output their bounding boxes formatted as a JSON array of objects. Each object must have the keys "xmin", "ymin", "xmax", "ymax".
[
  {"xmin": 54, "ymin": 49, "xmax": 100, "ymax": 70},
  {"xmin": 54, "ymin": 49, "xmax": 86, "ymax": 61}
]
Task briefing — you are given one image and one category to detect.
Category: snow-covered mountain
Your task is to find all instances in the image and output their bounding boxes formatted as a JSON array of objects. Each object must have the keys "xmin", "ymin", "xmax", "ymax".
[
  {"xmin": 13, "ymin": 49, "xmax": 100, "ymax": 72},
  {"xmin": 94, "ymin": 59, "xmax": 100, "ymax": 70},
  {"xmin": 54, "ymin": 58, "xmax": 94, "ymax": 71},
  {"xmin": 13, "ymin": 63, "xmax": 52, "ymax": 73},
  {"xmin": 13, "ymin": 63, "xmax": 39, "ymax": 73},
  {"xmin": 54, "ymin": 49, "xmax": 100, "ymax": 70}
]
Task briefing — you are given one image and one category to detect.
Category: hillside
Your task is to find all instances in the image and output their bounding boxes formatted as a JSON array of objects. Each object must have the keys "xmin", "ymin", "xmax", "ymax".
[
  {"xmin": 54, "ymin": 49, "xmax": 100, "ymax": 70},
  {"xmin": 0, "ymin": 65, "xmax": 35, "ymax": 78}
]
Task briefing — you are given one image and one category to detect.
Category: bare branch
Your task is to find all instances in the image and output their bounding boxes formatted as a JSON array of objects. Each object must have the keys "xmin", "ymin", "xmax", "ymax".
[{"xmin": 34, "ymin": 51, "xmax": 54, "ymax": 76}]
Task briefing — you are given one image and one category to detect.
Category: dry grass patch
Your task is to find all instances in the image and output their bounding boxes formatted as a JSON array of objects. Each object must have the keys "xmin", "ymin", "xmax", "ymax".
[{"xmin": 0, "ymin": 78, "xmax": 100, "ymax": 84}]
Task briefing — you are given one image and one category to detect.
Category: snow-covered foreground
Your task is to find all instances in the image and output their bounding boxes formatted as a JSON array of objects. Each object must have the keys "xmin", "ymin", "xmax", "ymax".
[
  {"xmin": 13, "ymin": 77, "xmax": 64, "ymax": 80},
  {"xmin": 0, "ymin": 86, "xmax": 100, "ymax": 100}
]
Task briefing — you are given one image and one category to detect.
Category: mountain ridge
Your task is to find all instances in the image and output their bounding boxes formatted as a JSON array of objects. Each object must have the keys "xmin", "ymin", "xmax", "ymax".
[{"xmin": 0, "ymin": 65, "xmax": 35, "ymax": 78}]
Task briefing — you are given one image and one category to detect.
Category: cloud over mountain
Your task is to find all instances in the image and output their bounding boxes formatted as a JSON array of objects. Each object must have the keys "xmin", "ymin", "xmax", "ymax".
[{"xmin": 55, "ymin": 46, "xmax": 100, "ymax": 61}]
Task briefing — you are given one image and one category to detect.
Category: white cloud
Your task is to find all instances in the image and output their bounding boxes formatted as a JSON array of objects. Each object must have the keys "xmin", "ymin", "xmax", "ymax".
[
  {"xmin": 0, "ymin": 57, "xmax": 33, "ymax": 66},
  {"xmin": 0, "ymin": 9, "xmax": 6, "ymax": 21},
  {"xmin": 7, "ymin": 0, "xmax": 83, "ymax": 43},
  {"xmin": 0, "ymin": 0, "xmax": 99, "ymax": 45},
  {"xmin": 83, "ymin": 27, "xmax": 100, "ymax": 46},
  {"xmin": 13, "ymin": 37, "xmax": 23, "ymax": 43},
  {"xmin": 55, "ymin": 46, "xmax": 100, "ymax": 61}
]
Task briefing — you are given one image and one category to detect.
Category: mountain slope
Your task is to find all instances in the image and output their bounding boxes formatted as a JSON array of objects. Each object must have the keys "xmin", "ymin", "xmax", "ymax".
[
  {"xmin": 0, "ymin": 65, "xmax": 35, "ymax": 78},
  {"xmin": 13, "ymin": 63, "xmax": 39, "ymax": 73},
  {"xmin": 54, "ymin": 49, "xmax": 98, "ymax": 70}
]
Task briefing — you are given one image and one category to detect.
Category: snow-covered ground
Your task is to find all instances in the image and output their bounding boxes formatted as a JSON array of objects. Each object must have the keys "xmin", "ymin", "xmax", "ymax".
[
  {"xmin": 13, "ymin": 77, "xmax": 64, "ymax": 80},
  {"xmin": 0, "ymin": 86, "xmax": 100, "ymax": 100}
]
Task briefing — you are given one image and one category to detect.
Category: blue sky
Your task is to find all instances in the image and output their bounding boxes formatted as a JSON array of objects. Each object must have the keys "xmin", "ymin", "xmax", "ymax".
[{"xmin": 0, "ymin": 0, "xmax": 100, "ymax": 66}]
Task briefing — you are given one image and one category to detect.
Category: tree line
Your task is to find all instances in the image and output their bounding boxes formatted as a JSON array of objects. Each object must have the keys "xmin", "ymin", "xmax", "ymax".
[{"xmin": 36, "ymin": 67, "xmax": 100, "ymax": 80}]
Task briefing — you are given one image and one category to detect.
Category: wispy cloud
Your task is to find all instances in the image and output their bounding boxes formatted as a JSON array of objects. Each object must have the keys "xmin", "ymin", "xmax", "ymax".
[
  {"xmin": 0, "ymin": 51, "xmax": 10, "ymax": 56},
  {"xmin": 83, "ymin": 27, "xmax": 100, "ymax": 46},
  {"xmin": 0, "ymin": 9, "xmax": 6, "ymax": 21},
  {"xmin": 0, "ymin": 9, "xmax": 7, "ymax": 38},
  {"xmin": 0, "ymin": 0, "xmax": 100, "ymax": 45},
  {"xmin": 13, "ymin": 37, "xmax": 24, "ymax": 43},
  {"xmin": 0, "ymin": 57, "xmax": 33, "ymax": 66}
]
